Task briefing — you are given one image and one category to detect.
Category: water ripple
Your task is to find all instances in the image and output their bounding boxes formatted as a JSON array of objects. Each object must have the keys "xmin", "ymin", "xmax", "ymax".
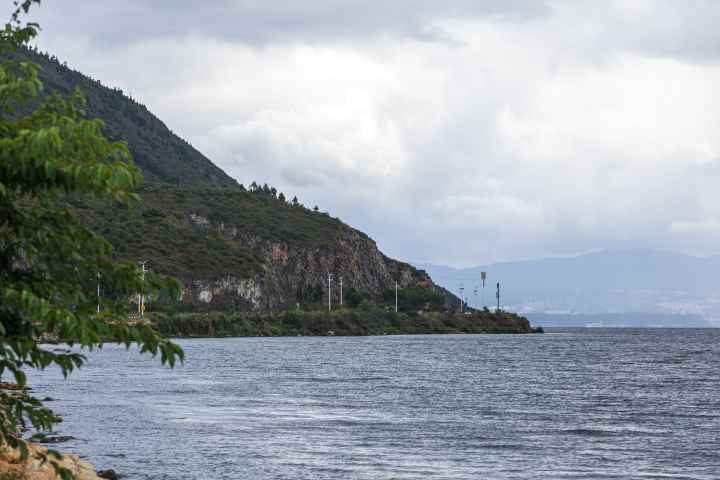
[{"xmin": 25, "ymin": 328, "xmax": 720, "ymax": 479}]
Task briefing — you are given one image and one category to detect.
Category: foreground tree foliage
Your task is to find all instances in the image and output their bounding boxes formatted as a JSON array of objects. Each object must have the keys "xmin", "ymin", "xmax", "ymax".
[{"xmin": 0, "ymin": 2, "xmax": 183, "ymax": 477}]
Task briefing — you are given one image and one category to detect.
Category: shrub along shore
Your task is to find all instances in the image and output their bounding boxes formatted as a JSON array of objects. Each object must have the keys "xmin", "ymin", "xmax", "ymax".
[{"xmin": 145, "ymin": 309, "xmax": 543, "ymax": 337}]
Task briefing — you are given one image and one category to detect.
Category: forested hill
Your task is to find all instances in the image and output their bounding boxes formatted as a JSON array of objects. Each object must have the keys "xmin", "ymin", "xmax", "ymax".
[{"xmin": 3, "ymin": 45, "xmax": 238, "ymax": 188}]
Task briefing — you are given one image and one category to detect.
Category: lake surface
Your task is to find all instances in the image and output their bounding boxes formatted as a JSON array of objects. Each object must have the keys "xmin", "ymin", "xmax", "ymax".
[{"xmin": 25, "ymin": 329, "xmax": 720, "ymax": 479}]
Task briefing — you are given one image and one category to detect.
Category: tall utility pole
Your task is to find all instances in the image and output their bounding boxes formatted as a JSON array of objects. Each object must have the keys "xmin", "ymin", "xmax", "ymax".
[
  {"xmin": 395, "ymin": 281, "xmax": 398, "ymax": 312},
  {"xmin": 139, "ymin": 260, "xmax": 147, "ymax": 316},
  {"xmin": 496, "ymin": 282, "xmax": 500, "ymax": 312},
  {"xmin": 481, "ymin": 271, "xmax": 486, "ymax": 309},
  {"xmin": 339, "ymin": 276, "xmax": 343, "ymax": 305},
  {"xmin": 473, "ymin": 286, "xmax": 478, "ymax": 312},
  {"xmin": 97, "ymin": 272, "xmax": 102, "ymax": 314},
  {"xmin": 327, "ymin": 273, "xmax": 333, "ymax": 311},
  {"xmin": 459, "ymin": 283, "xmax": 464, "ymax": 313}
]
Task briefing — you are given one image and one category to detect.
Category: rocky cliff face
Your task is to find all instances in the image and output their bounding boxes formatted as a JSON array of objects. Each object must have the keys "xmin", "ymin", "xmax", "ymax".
[{"xmin": 148, "ymin": 213, "xmax": 436, "ymax": 311}]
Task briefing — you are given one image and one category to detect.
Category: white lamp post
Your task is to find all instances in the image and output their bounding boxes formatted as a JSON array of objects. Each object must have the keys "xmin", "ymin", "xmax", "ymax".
[
  {"xmin": 97, "ymin": 272, "xmax": 102, "ymax": 314},
  {"xmin": 138, "ymin": 260, "xmax": 147, "ymax": 317},
  {"xmin": 327, "ymin": 273, "xmax": 333, "ymax": 311},
  {"xmin": 339, "ymin": 276, "xmax": 343, "ymax": 305}
]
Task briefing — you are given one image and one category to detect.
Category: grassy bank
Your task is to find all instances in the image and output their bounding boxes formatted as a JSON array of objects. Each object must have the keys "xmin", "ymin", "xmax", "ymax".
[{"xmin": 145, "ymin": 308, "xmax": 544, "ymax": 337}]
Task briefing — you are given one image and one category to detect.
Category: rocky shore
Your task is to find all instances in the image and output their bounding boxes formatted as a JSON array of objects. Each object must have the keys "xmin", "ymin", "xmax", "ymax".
[
  {"xmin": 0, "ymin": 442, "xmax": 112, "ymax": 480},
  {"xmin": 0, "ymin": 382, "xmax": 118, "ymax": 480}
]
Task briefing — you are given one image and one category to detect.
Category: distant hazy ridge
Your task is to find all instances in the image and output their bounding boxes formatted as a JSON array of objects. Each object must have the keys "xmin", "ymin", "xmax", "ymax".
[
  {"xmin": 413, "ymin": 250, "xmax": 720, "ymax": 322},
  {"xmin": 413, "ymin": 249, "xmax": 720, "ymax": 293},
  {"xmin": 525, "ymin": 312, "xmax": 712, "ymax": 328}
]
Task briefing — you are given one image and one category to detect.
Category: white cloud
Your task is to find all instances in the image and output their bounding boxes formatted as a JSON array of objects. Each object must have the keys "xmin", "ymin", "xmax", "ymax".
[
  {"xmin": 199, "ymin": 89, "xmax": 408, "ymax": 182},
  {"xmin": 432, "ymin": 194, "xmax": 555, "ymax": 234}
]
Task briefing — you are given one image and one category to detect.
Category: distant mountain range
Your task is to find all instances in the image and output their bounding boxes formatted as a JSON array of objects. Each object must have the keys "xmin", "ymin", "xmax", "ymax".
[
  {"xmin": 413, "ymin": 249, "xmax": 720, "ymax": 295},
  {"xmin": 413, "ymin": 249, "xmax": 720, "ymax": 321},
  {"xmin": 525, "ymin": 312, "xmax": 713, "ymax": 328}
]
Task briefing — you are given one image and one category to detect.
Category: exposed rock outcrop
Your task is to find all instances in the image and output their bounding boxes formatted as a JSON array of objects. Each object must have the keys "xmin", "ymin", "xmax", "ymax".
[
  {"xmin": 0, "ymin": 442, "xmax": 104, "ymax": 480},
  {"xmin": 142, "ymin": 213, "xmax": 437, "ymax": 311}
]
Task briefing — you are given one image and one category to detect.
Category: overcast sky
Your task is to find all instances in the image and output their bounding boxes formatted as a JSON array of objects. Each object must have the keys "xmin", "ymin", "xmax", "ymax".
[{"xmin": 16, "ymin": 0, "xmax": 720, "ymax": 267}]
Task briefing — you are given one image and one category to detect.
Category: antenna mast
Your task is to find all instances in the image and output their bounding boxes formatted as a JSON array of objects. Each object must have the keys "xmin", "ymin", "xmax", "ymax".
[
  {"xmin": 459, "ymin": 283, "xmax": 464, "ymax": 313},
  {"xmin": 481, "ymin": 271, "xmax": 486, "ymax": 309}
]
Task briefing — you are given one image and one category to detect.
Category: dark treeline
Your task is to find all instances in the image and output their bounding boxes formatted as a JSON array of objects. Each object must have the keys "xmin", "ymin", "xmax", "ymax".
[
  {"xmin": 240, "ymin": 181, "xmax": 325, "ymax": 213},
  {"xmin": 379, "ymin": 285, "xmax": 446, "ymax": 312},
  {"xmin": 141, "ymin": 283, "xmax": 444, "ymax": 316},
  {"xmin": 290, "ymin": 283, "xmax": 443, "ymax": 312},
  {"xmin": 147, "ymin": 309, "xmax": 543, "ymax": 337}
]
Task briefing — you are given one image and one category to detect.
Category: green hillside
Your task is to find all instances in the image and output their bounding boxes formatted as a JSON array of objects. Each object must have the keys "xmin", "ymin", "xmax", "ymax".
[
  {"xmin": 131, "ymin": 183, "xmax": 350, "ymax": 251},
  {"xmin": 64, "ymin": 184, "xmax": 355, "ymax": 277},
  {"xmin": 2, "ymin": 45, "xmax": 238, "ymax": 188}
]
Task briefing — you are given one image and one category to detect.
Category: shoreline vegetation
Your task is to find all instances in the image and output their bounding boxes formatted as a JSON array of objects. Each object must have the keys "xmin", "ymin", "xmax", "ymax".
[{"xmin": 144, "ymin": 309, "xmax": 544, "ymax": 338}]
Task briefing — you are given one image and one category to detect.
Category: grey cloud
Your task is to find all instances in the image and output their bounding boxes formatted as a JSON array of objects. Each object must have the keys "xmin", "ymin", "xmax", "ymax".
[
  {"xmin": 28, "ymin": 1, "xmax": 720, "ymax": 63},
  {"xmin": 32, "ymin": 0, "xmax": 550, "ymax": 48},
  {"xmin": 280, "ymin": 165, "xmax": 326, "ymax": 188},
  {"xmin": 570, "ymin": 1, "xmax": 720, "ymax": 63}
]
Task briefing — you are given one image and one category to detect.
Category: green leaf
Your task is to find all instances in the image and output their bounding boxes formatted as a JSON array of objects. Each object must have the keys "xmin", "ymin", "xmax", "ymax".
[{"xmin": 0, "ymin": 0, "xmax": 183, "ymax": 448}]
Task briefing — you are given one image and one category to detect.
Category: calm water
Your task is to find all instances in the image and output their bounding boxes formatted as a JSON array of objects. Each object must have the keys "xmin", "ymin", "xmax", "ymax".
[{"xmin": 25, "ymin": 329, "xmax": 720, "ymax": 479}]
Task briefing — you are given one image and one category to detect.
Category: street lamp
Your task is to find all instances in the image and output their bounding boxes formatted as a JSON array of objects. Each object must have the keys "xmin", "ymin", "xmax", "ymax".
[
  {"xmin": 473, "ymin": 286, "xmax": 478, "ymax": 312},
  {"xmin": 327, "ymin": 273, "xmax": 333, "ymax": 311},
  {"xmin": 339, "ymin": 276, "xmax": 343, "ymax": 305},
  {"xmin": 97, "ymin": 272, "xmax": 102, "ymax": 314},
  {"xmin": 395, "ymin": 281, "xmax": 398, "ymax": 312},
  {"xmin": 138, "ymin": 260, "xmax": 147, "ymax": 317}
]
